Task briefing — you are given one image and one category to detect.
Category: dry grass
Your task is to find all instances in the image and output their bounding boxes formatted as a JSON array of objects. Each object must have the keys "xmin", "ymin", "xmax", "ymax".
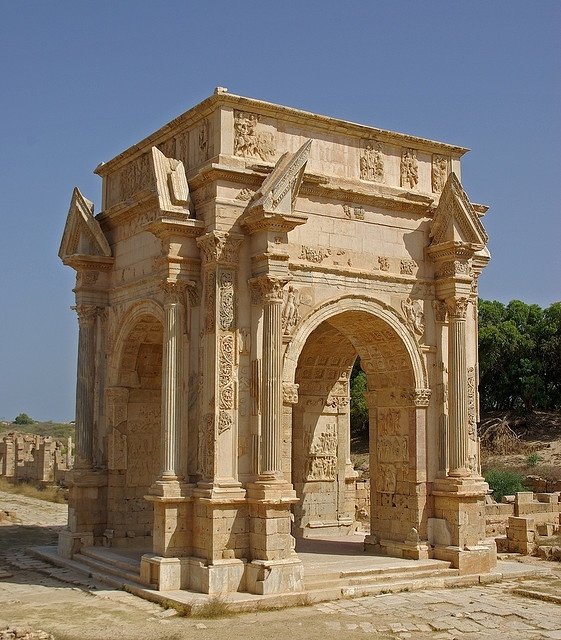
[
  {"xmin": 191, "ymin": 596, "xmax": 233, "ymax": 619},
  {"xmin": 0, "ymin": 477, "xmax": 67, "ymax": 503}
]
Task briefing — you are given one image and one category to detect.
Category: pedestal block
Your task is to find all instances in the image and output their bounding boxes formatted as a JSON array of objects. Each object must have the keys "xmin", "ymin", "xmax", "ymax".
[
  {"xmin": 430, "ymin": 476, "xmax": 497, "ymax": 574},
  {"xmin": 58, "ymin": 469, "xmax": 107, "ymax": 558}
]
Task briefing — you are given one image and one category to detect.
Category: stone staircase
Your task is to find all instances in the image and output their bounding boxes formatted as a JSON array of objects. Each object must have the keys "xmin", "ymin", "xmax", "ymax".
[
  {"xmin": 72, "ymin": 547, "xmax": 146, "ymax": 587},
  {"xmin": 303, "ymin": 559, "xmax": 460, "ymax": 600}
]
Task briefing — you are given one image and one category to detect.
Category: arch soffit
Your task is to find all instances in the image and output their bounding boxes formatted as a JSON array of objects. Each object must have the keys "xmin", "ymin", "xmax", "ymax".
[
  {"xmin": 108, "ymin": 299, "xmax": 165, "ymax": 382},
  {"xmin": 284, "ymin": 295, "xmax": 428, "ymax": 389}
]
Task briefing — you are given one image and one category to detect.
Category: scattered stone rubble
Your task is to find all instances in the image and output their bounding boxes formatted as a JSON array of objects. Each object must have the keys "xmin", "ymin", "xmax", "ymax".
[{"xmin": 0, "ymin": 629, "xmax": 53, "ymax": 640}]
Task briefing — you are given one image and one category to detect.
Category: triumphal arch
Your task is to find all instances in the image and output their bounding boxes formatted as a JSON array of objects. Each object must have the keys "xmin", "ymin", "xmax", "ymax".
[{"xmin": 58, "ymin": 89, "xmax": 494, "ymax": 595}]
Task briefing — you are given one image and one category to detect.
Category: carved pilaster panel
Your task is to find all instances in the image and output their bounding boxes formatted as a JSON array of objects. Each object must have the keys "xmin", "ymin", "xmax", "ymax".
[
  {"xmin": 218, "ymin": 270, "xmax": 235, "ymax": 331},
  {"xmin": 433, "ymin": 300, "xmax": 448, "ymax": 323},
  {"xmin": 218, "ymin": 335, "xmax": 235, "ymax": 410}
]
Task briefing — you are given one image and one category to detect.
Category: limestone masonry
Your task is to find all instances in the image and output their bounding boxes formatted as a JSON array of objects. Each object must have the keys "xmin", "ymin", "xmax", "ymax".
[{"xmin": 58, "ymin": 89, "xmax": 495, "ymax": 595}]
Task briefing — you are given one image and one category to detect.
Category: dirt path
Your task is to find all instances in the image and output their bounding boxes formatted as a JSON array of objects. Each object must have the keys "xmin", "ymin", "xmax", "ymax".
[{"xmin": 1, "ymin": 490, "xmax": 561, "ymax": 640}]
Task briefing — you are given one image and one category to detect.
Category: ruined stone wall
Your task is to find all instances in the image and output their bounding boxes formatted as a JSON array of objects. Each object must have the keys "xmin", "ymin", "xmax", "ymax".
[{"xmin": 0, "ymin": 433, "xmax": 73, "ymax": 484}]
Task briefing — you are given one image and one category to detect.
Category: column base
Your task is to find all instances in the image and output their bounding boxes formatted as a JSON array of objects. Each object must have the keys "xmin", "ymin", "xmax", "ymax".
[{"xmin": 246, "ymin": 558, "xmax": 304, "ymax": 595}]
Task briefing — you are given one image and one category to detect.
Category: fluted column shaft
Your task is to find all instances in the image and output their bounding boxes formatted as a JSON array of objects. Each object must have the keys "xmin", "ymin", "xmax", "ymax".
[
  {"xmin": 160, "ymin": 285, "xmax": 185, "ymax": 480},
  {"xmin": 259, "ymin": 278, "xmax": 286, "ymax": 479},
  {"xmin": 75, "ymin": 305, "xmax": 97, "ymax": 469},
  {"xmin": 447, "ymin": 298, "xmax": 470, "ymax": 477}
]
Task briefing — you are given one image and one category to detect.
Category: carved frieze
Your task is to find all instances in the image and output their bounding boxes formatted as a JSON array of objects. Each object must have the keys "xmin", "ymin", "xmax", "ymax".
[
  {"xmin": 218, "ymin": 410, "xmax": 233, "ymax": 434},
  {"xmin": 233, "ymin": 110, "xmax": 275, "ymax": 161},
  {"xmin": 305, "ymin": 422, "xmax": 337, "ymax": 481},
  {"xmin": 400, "ymin": 259, "xmax": 417, "ymax": 276},
  {"xmin": 76, "ymin": 271, "xmax": 99, "ymax": 288},
  {"xmin": 401, "ymin": 298, "xmax": 425, "ymax": 336},
  {"xmin": 378, "ymin": 464, "xmax": 397, "ymax": 493},
  {"xmin": 343, "ymin": 205, "xmax": 365, "ymax": 220},
  {"xmin": 378, "ymin": 408, "xmax": 401, "ymax": 436},
  {"xmin": 235, "ymin": 188, "xmax": 255, "ymax": 201},
  {"xmin": 306, "ymin": 456, "xmax": 336, "ymax": 482},
  {"xmin": 300, "ymin": 245, "xmax": 331, "ymax": 263},
  {"xmin": 436, "ymin": 259, "xmax": 471, "ymax": 279},
  {"xmin": 432, "ymin": 154, "xmax": 449, "ymax": 193},
  {"xmin": 360, "ymin": 141, "xmax": 384, "ymax": 182},
  {"xmin": 400, "ymin": 148, "xmax": 418, "ymax": 189},
  {"xmin": 378, "ymin": 256, "xmax": 390, "ymax": 271},
  {"xmin": 377, "ymin": 435, "xmax": 409, "ymax": 463}
]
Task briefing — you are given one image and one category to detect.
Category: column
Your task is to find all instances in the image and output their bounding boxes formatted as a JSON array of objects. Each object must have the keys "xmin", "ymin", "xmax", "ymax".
[
  {"xmin": 160, "ymin": 281, "xmax": 186, "ymax": 480},
  {"xmin": 446, "ymin": 297, "xmax": 470, "ymax": 477},
  {"xmin": 258, "ymin": 276, "xmax": 287, "ymax": 480},
  {"xmin": 74, "ymin": 304, "xmax": 98, "ymax": 469}
]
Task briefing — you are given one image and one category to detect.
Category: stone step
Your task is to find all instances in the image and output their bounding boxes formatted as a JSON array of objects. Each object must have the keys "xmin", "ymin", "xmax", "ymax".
[
  {"xmin": 73, "ymin": 552, "xmax": 142, "ymax": 585},
  {"xmin": 79, "ymin": 547, "xmax": 142, "ymax": 574},
  {"xmin": 304, "ymin": 565, "xmax": 458, "ymax": 589},
  {"xmin": 304, "ymin": 559, "xmax": 453, "ymax": 587}
]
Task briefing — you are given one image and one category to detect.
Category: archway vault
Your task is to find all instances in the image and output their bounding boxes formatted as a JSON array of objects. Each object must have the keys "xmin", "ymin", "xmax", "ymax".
[{"xmin": 284, "ymin": 295, "xmax": 428, "ymax": 390}]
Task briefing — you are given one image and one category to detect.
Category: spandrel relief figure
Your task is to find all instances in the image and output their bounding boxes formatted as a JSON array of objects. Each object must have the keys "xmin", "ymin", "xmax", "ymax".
[
  {"xmin": 401, "ymin": 297, "xmax": 425, "ymax": 336},
  {"xmin": 234, "ymin": 110, "xmax": 275, "ymax": 161},
  {"xmin": 281, "ymin": 285, "xmax": 299, "ymax": 334}
]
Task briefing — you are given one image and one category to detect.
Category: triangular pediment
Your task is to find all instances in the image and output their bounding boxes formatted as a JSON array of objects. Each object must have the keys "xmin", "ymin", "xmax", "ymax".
[
  {"xmin": 150, "ymin": 147, "xmax": 193, "ymax": 215},
  {"xmin": 430, "ymin": 173, "xmax": 488, "ymax": 248},
  {"xmin": 59, "ymin": 187, "xmax": 111, "ymax": 262},
  {"xmin": 248, "ymin": 139, "xmax": 312, "ymax": 216}
]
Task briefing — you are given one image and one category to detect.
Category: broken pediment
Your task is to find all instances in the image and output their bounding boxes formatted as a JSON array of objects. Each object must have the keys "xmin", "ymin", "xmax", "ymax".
[
  {"xmin": 247, "ymin": 139, "xmax": 312, "ymax": 217},
  {"xmin": 59, "ymin": 187, "xmax": 112, "ymax": 266},
  {"xmin": 429, "ymin": 173, "xmax": 488, "ymax": 249},
  {"xmin": 150, "ymin": 146, "xmax": 193, "ymax": 216}
]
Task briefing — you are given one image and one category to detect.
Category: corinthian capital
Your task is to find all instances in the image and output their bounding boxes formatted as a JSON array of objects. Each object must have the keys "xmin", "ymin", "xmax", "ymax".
[
  {"xmin": 249, "ymin": 275, "xmax": 289, "ymax": 304},
  {"xmin": 196, "ymin": 231, "xmax": 243, "ymax": 266},
  {"xmin": 446, "ymin": 297, "xmax": 470, "ymax": 320},
  {"xmin": 161, "ymin": 280, "xmax": 189, "ymax": 305},
  {"xmin": 72, "ymin": 304, "xmax": 100, "ymax": 326}
]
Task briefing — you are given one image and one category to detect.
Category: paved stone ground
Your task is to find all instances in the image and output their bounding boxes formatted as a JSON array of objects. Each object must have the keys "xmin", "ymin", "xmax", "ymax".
[{"xmin": 1, "ymin": 490, "xmax": 560, "ymax": 639}]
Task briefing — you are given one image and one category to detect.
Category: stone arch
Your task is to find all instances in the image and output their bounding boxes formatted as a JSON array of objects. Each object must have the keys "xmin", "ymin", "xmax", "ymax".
[
  {"xmin": 284, "ymin": 295, "xmax": 427, "ymax": 390},
  {"xmin": 284, "ymin": 295, "xmax": 430, "ymax": 551},
  {"xmin": 105, "ymin": 301, "xmax": 164, "ymax": 548}
]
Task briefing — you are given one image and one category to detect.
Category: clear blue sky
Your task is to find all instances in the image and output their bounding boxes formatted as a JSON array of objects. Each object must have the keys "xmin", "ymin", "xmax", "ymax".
[{"xmin": 0, "ymin": 1, "xmax": 559, "ymax": 422}]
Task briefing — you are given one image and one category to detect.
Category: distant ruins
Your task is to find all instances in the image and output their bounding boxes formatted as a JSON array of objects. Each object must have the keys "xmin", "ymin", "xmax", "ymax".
[
  {"xmin": 0, "ymin": 433, "xmax": 73, "ymax": 484},
  {"xmin": 58, "ymin": 89, "xmax": 495, "ymax": 595}
]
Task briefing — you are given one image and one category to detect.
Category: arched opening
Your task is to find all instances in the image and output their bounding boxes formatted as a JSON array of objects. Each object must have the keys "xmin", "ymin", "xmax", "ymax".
[
  {"xmin": 106, "ymin": 314, "xmax": 163, "ymax": 548},
  {"xmin": 290, "ymin": 307, "xmax": 423, "ymax": 551}
]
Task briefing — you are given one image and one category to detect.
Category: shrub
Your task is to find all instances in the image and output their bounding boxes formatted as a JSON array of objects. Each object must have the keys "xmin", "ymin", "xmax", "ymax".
[
  {"xmin": 484, "ymin": 469, "xmax": 526, "ymax": 502},
  {"xmin": 526, "ymin": 452, "xmax": 543, "ymax": 467}
]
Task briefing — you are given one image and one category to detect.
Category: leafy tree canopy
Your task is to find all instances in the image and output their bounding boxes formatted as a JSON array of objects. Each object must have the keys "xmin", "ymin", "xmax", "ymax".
[
  {"xmin": 478, "ymin": 299, "xmax": 561, "ymax": 412},
  {"xmin": 13, "ymin": 412, "xmax": 35, "ymax": 425}
]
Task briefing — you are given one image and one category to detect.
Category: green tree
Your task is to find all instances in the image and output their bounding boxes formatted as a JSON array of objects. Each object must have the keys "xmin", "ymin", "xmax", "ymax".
[
  {"xmin": 13, "ymin": 412, "xmax": 35, "ymax": 425},
  {"xmin": 478, "ymin": 299, "xmax": 561, "ymax": 412},
  {"xmin": 350, "ymin": 358, "xmax": 369, "ymax": 436}
]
